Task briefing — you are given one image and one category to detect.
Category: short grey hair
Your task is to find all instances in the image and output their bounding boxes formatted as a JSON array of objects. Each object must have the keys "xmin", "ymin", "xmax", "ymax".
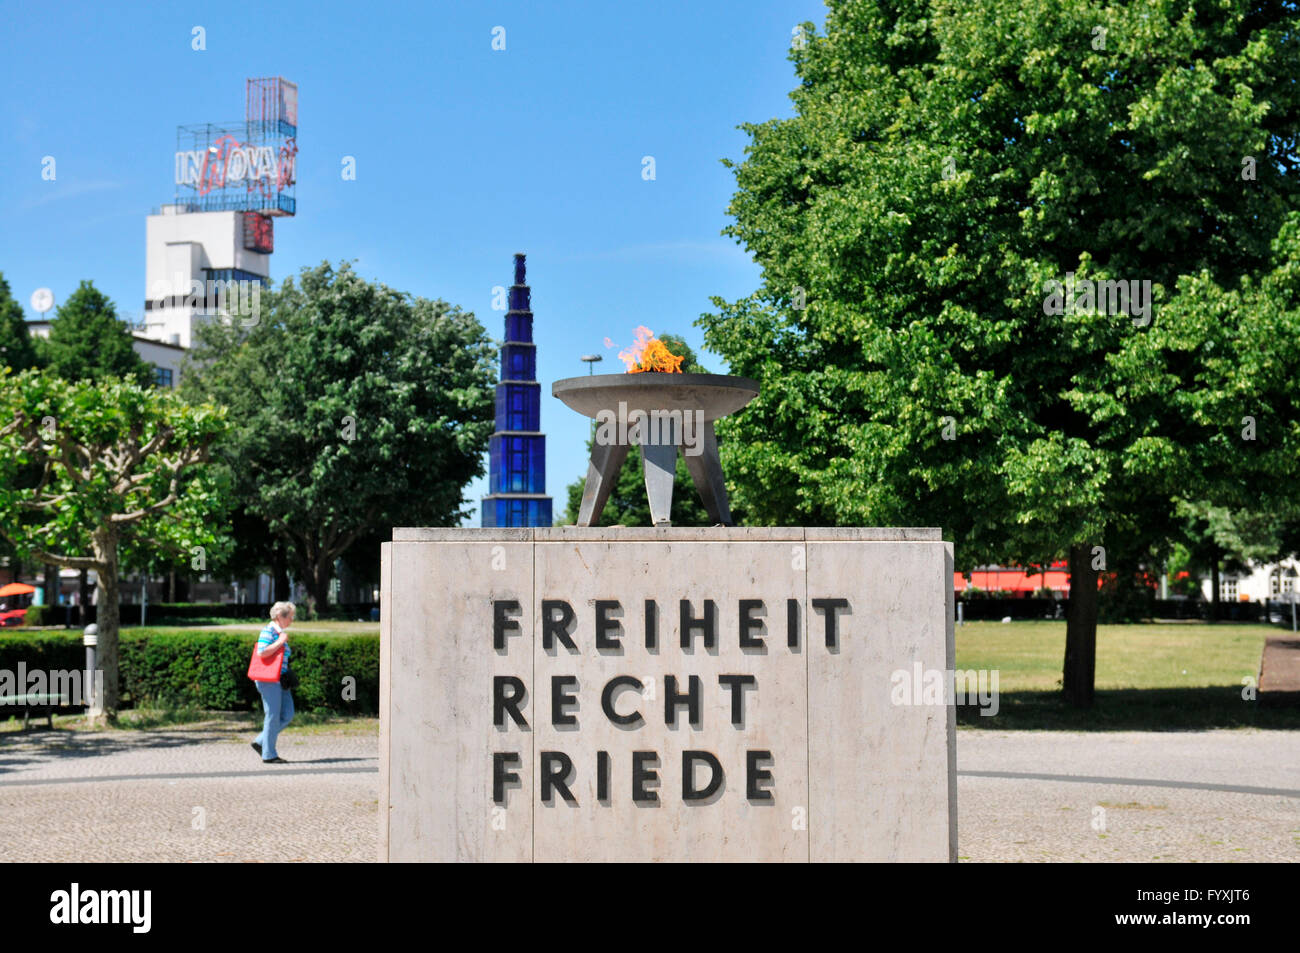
[{"xmin": 270, "ymin": 601, "xmax": 296, "ymax": 622}]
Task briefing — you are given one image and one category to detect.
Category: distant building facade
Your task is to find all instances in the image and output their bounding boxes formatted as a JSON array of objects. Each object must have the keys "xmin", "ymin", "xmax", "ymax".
[
  {"xmin": 22, "ymin": 321, "xmax": 186, "ymax": 389},
  {"xmin": 141, "ymin": 205, "xmax": 271, "ymax": 349},
  {"xmin": 1202, "ymin": 558, "xmax": 1300, "ymax": 603},
  {"xmin": 24, "ymin": 78, "xmax": 296, "ymax": 390}
]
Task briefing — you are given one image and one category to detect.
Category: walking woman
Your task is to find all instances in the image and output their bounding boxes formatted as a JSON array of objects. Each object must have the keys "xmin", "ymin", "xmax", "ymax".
[{"xmin": 250, "ymin": 601, "xmax": 296, "ymax": 763}]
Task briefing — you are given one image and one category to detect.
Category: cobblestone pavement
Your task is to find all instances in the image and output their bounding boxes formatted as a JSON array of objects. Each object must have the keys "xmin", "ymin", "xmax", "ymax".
[
  {"xmin": 0, "ymin": 719, "xmax": 379, "ymax": 863},
  {"xmin": 956, "ymin": 729, "xmax": 1300, "ymax": 862},
  {"xmin": 0, "ymin": 721, "xmax": 1294, "ymax": 861}
]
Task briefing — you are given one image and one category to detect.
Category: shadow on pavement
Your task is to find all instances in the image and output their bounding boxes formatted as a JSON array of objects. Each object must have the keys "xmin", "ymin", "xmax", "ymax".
[
  {"xmin": 0, "ymin": 720, "xmax": 325, "ymax": 774},
  {"xmin": 957, "ymin": 686, "xmax": 1300, "ymax": 731}
]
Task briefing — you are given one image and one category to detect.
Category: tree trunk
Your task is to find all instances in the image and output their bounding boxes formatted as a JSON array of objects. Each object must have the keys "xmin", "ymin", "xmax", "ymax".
[
  {"xmin": 1063, "ymin": 543, "xmax": 1099, "ymax": 708},
  {"xmin": 78, "ymin": 568, "xmax": 91, "ymax": 626},
  {"xmin": 43, "ymin": 563, "xmax": 58, "ymax": 611},
  {"xmin": 168, "ymin": 569, "xmax": 176, "ymax": 604},
  {"xmin": 1210, "ymin": 560, "xmax": 1221, "ymax": 623},
  {"xmin": 92, "ymin": 535, "xmax": 120, "ymax": 719},
  {"xmin": 272, "ymin": 548, "xmax": 290, "ymax": 602},
  {"xmin": 305, "ymin": 561, "xmax": 333, "ymax": 618}
]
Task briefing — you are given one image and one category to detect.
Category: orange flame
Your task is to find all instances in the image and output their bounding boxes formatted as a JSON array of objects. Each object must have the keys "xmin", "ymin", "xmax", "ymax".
[{"xmin": 617, "ymin": 326, "xmax": 684, "ymax": 373}]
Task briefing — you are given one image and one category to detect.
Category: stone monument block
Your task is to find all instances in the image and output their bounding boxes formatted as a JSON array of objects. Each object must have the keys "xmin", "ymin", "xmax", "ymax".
[{"xmin": 380, "ymin": 527, "xmax": 955, "ymax": 862}]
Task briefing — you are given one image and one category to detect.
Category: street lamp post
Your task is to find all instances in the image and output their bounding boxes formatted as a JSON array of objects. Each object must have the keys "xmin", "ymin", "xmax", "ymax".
[{"xmin": 579, "ymin": 355, "xmax": 603, "ymax": 442}]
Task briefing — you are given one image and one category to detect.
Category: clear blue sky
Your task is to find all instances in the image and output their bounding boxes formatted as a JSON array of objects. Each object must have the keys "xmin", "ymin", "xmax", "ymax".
[{"xmin": 1, "ymin": 0, "xmax": 827, "ymax": 522}]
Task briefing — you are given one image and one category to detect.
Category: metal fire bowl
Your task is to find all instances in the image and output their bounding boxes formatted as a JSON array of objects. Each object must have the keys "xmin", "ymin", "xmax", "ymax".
[{"xmin": 552, "ymin": 373, "xmax": 759, "ymax": 422}]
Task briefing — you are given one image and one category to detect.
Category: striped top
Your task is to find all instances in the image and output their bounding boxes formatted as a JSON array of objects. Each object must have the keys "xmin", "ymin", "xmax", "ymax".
[{"xmin": 257, "ymin": 623, "xmax": 290, "ymax": 674}]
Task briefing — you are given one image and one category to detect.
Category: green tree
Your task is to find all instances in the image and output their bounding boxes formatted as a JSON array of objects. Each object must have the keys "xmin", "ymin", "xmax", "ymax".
[
  {"xmin": 1172, "ymin": 501, "xmax": 1297, "ymax": 618},
  {"xmin": 0, "ymin": 370, "xmax": 229, "ymax": 715},
  {"xmin": 38, "ymin": 281, "xmax": 151, "ymax": 385},
  {"xmin": 0, "ymin": 275, "xmax": 39, "ymax": 609},
  {"xmin": 183, "ymin": 261, "xmax": 496, "ymax": 613},
  {"xmin": 701, "ymin": 0, "xmax": 1300, "ymax": 706},
  {"xmin": 562, "ymin": 333, "xmax": 715, "ymax": 527},
  {"xmin": 37, "ymin": 281, "xmax": 160, "ymax": 608},
  {"xmin": 0, "ymin": 273, "xmax": 38, "ymax": 373}
]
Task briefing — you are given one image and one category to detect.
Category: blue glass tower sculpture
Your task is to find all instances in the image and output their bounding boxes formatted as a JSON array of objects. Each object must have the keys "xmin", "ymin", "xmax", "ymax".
[{"xmin": 482, "ymin": 254, "xmax": 552, "ymax": 527}]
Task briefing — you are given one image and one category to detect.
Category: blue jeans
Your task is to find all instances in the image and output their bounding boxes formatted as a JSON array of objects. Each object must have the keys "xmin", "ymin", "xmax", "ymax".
[{"xmin": 254, "ymin": 680, "xmax": 294, "ymax": 760}]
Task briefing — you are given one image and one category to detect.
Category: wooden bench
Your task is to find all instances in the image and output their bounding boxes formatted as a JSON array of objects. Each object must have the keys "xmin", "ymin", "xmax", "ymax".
[{"xmin": 0, "ymin": 693, "xmax": 68, "ymax": 729}]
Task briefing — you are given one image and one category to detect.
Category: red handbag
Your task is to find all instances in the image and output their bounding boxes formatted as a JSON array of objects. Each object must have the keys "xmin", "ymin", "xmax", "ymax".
[{"xmin": 247, "ymin": 642, "xmax": 283, "ymax": 682}]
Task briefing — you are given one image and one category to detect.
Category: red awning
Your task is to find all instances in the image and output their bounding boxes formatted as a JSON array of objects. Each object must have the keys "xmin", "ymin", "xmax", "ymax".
[{"xmin": 954, "ymin": 566, "xmax": 1072, "ymax": 593}]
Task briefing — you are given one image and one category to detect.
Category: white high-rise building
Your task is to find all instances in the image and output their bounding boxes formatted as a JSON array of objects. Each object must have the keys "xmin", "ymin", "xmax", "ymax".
[
  {"xmin": 141, "ymin": 206, "xmax": 271, "ymax": 349},
  {"xmin": 135, "ymin": 76, "xmax": 297, "ymax": 362},
  {"xmin": 27, "ymin": 78, "xmax": 295, "ymax": 391}
]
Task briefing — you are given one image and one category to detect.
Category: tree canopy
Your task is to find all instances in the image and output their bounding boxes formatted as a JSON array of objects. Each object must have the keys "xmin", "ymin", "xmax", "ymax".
[
  {"xmin": 700, "ymin": 0, "xmax": 1300, "ymax": 704},
  {"xmin": 38, "ymin": 281, "xmax": 151, "ymax": 385},
  {"xmin": 0, "ymin": 273, "xmax": 38, "ymax": 373},
  {"xmin": 0, "ymin": 370, "xmax": 229, "ymax": 713},
  {"xmin": 182, "ymin": 261, "xmax": 497, "ymax": 610}
]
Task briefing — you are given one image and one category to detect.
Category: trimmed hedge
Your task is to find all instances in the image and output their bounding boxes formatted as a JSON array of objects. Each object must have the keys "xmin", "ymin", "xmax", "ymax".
[
  {"xmin": 0, "ymin": 631, "xmax": 379, "ymax": 714},
  {"xmin": 957, "ymin": 597, "xmax": 1063, "ymax": 620},
  {"xmin": 955, "ymin": 596, "xmax": 1271, "ymax": 623},
  {"xmin": 0, "ymin": 632, "xmax": 85, "ymax": 678},
  {"xmin": 20, "ymin": 602, "xmax": 380, "ymax": 627}
]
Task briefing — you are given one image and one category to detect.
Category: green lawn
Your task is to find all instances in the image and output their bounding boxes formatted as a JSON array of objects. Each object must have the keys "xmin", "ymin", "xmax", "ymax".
[
  {"xmin": 119, "ymin": 620, "xmax": 378, "ymax": 639},
  {"xmin": 956, "ymin": 621, "xmax": 1267, "ymax": 691},
  {"xmin": 954, "ymin": 621, "xmax": 1299, "ymax": 730}
]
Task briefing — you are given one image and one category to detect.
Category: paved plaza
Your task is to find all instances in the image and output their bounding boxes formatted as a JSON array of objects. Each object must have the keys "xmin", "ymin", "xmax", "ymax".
[
  {"xmin": 0, "ymin": 719, "xmax": 379, "ymax": 863},
  {"xmin": 0, "ymin": 719, "xmax": 1294, "ymax": 862},
  {"xmin": 956, "ymin": 730, "xmax": 1299, "ymax": 862}
]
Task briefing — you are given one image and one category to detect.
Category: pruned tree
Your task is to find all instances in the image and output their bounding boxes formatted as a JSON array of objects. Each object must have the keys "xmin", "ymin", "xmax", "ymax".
[{"xmin": 0, "ymin": 369, "xmax": 229, "ymax": 715}]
